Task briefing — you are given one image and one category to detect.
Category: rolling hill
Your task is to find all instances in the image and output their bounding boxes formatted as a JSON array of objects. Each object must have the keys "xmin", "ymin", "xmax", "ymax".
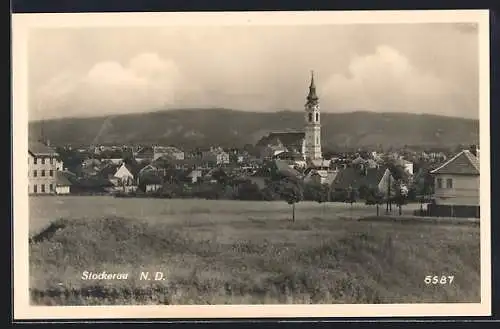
[{"xmin": 28, "ymin": 109, "xmax": 480, "ymax": 150}]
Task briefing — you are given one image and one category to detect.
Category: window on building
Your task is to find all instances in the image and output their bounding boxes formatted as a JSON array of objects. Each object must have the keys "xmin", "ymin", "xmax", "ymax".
[
  {"xmin": 446, "ymin": 178, "xmax": 453, "ymax": 188},
  {"xmin": 41, "ymin": 170, "xmax": 45, "ymax": 177},
  {"xmin": 437, "ymin": 178, "xmax": 443, "ymax": 189},
  {"xmin": 308, "ymin": 113, "xmax": 313, "ymax": 122},
  {"xmin": 49, "ymin": 170, "xmax": 53, "ymax": 177},
  {"xmin": 316, "ymin": 113, "xmax": 319, "ymax": 122},
  {"xmin": 33, "ymin": 185, "xmax": 37, "ymax": 193},
  {"xmin": 33, "ymin": 170, "xmax": 37, "ymax": 177},
  {"xmin": 41, "ymin": 184, "xmax": 45, "ymax": 193},
  {"xmin": 50, "ymin": 158, "xmax": 54, "ymax": 165},
  {"xmin": 42, "ymin": 158, "xmax": 46, "ymax": 165},
  {"xmin": 34, "ymin": 157, "xmax": 37, "ymax": 165},
  {"xmin": 49, "ymin": 184, "xmax": 53, "ymax": 192}
]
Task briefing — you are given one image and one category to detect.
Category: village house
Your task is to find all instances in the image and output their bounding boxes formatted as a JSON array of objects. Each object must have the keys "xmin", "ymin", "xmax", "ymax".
[
  {"xmin": 54, "ymin": 171, "xmax": 72, "ymax": 194},
  {"xmin": 330, "ymin": 166, "xmax": 395, "ymax": 199},
  {"xmin": 153, "ymin": 146, "xmax": 185, "ymax": 161},
  {"xmin": 137, "ymin": 164, "xmax": 165, "ymax": 192},
  {"xmin": 134, "ymin": 146, "xmax": 154, "ymax": 163},
  {"xmin": 429, "ymin": 145, "xmax": 480, "ymax": 217},
  {"xmin": 28, "ymin": 141, "xmax": 64, "ymax": 195},
  {"xmin": 186, "ymin": 169, "xmax": 203, "ymax": 184},
  {"xmin": 113, "ymin": 163, "xmax": 137, "ymax": 192},
  {"xmin": 305, "ymin": 169, "xmax": 338, "ymax": 185},
  {"xmin": 201, "ymin": 147, "xmax": 230, "ymax": 166}
]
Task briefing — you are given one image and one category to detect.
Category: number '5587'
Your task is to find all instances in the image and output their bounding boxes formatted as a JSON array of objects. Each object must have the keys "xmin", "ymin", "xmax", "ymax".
[{"xmin": 424, "ymin": 275, "xmax": 454, "ymax": 285}]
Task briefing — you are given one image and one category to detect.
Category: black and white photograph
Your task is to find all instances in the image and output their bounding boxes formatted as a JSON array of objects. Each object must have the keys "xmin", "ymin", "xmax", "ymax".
[{"xmin": 12, "ymin": 10, "xmax": 491, "ymax": 319}]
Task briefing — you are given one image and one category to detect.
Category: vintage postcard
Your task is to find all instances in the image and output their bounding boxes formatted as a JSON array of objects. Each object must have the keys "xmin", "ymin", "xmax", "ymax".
[{"xmin": 12, "ymin": 10, "xmax": 491, "ymax": 319}]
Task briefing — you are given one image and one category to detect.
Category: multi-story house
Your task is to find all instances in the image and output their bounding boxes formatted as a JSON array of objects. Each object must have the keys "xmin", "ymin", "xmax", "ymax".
[{"xmin": 28, "ymin": 141, "xmax": 64, "ymax": 194}]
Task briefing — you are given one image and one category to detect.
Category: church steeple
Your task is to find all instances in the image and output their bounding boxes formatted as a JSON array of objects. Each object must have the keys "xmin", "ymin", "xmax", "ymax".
[
  {"xmin": 303, "ymin": 70, "xmax": 322, "ymax": 161},
  {"xmin": 306, "ymin": 70, "xmax": 319, "ymax": 105}
]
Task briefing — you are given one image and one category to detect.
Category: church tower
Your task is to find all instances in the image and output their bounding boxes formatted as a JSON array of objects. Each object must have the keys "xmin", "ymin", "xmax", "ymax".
[{"xmin": 304, "ymin": 71, "xmax": 322, "ymax": 160}]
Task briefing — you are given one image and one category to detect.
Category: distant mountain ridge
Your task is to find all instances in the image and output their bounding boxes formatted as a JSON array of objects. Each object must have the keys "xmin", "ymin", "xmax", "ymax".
[{"xmin": 29, "ymin": 108, "xmax": 479, "ymax": 150}]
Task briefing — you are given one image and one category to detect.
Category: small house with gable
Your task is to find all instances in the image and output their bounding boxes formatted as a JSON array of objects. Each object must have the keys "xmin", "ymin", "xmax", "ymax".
[{"xmin": 428, "ymin": 146, "xmax": 480, "ymax": 217}]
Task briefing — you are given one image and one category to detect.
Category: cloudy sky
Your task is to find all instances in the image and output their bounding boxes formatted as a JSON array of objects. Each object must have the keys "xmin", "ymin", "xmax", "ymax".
[{"xmin": 28, "ymin": 23, "xmax": 479, "ymax": 121}]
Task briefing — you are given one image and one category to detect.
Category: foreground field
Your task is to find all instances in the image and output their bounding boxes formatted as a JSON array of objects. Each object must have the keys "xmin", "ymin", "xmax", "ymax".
[
  {"xmin": 28, "ymin": 196, "xmax": 421, "ymax": 236},
  {"xmin": 29, "ymin": 197, "xmax": 480, "ymax": 305}
]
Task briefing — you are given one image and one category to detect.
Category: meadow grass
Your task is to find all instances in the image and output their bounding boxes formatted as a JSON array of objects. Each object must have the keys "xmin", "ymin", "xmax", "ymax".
[{"xmin": 29, "ymin": 199, "xmax": 480, "ymax": 305}]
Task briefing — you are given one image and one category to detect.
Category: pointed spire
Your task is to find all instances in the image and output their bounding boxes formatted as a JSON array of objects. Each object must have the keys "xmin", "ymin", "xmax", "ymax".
[{"xmin": 306, "ymin": 70, "xmax": 318, "ymax": 105}]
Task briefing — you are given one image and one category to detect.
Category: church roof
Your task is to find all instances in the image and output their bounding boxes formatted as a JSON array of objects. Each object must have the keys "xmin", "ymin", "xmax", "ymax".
[
  {"xmin": 256, "ymin": 131, "xmax": 305, "ymax": 153},
  {"xmin": 274, "ymin": 151, "xmax": 303, "ymax": 161}
]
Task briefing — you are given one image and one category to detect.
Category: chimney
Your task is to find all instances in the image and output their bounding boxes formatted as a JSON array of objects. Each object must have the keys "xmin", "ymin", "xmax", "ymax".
[{"xmin": 469, "ymin": 145, "xmax": 477, "ymax": 157}]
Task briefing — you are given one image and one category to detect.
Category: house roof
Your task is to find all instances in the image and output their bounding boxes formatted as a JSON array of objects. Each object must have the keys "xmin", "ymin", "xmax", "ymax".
[
  {"xmin": 114, "ymin": 163, "xmax": 136, "ymax": 178},
  {"xmin": 55, "ymin": 171, "xmax": 72, "ymax": 186},
  {"xmin": 256, "ymin": 131, "xmax": 305, "ymax": 153},
  {"xmin": 331, "ymin": 168, "xmax": 364, "ymax": 190},
  {"xmin": 364, "ymin": 167, "xmax": 388, "ymax": 187},
  {"xmin": 352, "ymin": 156, "xmax": 365, "ymax": 165},
  {"xmin": 331, "ymin": 167, "xmax": 388, "ymax": 190},
  {"xmin": 430, "ymin": 150, "xmax": 480, "ymax": 175},
  {"xmin": 153, "ymin": 146, "xmax": 183, "ymax": 154},
  {"xmin": 28, "ymin": 141, "xmax": 58, "ymax": 157},
  {"xmin": 98, "ymin": 163, "xmax": 119, "ymax": 178},
  {"xmin": 139, "ymin": 164, "xmax": 159, "ymax": 174}
]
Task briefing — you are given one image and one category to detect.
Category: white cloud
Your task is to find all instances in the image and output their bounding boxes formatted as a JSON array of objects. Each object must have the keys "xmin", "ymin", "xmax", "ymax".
[
  {"xmin": 320, "ymin": 45, "xmax": 452, "ymax": 114},
  {"xmin": 29, "ymin": 25, "xmax": 479, "ymax": 120},
  {"xmin": 35, "ymin": 53, "xmax": 190, "ymax": 119}
]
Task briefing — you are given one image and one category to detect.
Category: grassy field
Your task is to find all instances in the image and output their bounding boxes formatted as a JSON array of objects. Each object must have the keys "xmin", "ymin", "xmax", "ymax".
[{"xmin": 29, "ymin": 197, "xmax": 480, "ymax": 305}]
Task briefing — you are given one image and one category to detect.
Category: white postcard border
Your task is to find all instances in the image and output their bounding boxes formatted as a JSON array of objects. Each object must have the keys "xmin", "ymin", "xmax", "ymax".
[{"xmin": 12, "ymin": 9, "xmax": 491, "ymax": 319}]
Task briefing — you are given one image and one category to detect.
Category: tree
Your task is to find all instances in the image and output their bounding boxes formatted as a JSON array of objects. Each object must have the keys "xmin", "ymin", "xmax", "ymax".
[
  {"xmin": 278, "ymin": 179, "xmax": 304, "ymax": 222},
  {"xmin": 314, "ymin": 184, "xmax": 330, "ymax": 215},
  {"xmin": 211, "ymin": 168, "xmax": 229, "ymax": 185},
  {"xmin": 346, "ymin": 186, "xmax": 358, "ymax": 218},
  {"xmin": 55, "ymin": 147, "xmax": 85, "ymax": 174},
  {"xmin": 236, "ymin": 181, "xmax": 262, "ymax": 200},
  {"xmin": 413, "ymin": 167, "xmax": 435, "ymax": 210},
  {"xmin": 393, "ymin": 181, "xmax": 409, "ymax": 215},
  {"xmin": 365, "ymin": 187, "xmax": 385, "ymax": 216}
]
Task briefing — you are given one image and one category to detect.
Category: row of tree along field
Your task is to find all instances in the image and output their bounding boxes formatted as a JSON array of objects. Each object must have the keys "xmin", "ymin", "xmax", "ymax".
[{"xmin": 122, "ymin": 172, "xmax": 422, "ymax": 221}]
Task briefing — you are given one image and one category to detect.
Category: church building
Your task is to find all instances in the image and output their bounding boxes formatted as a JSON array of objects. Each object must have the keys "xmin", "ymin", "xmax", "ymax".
[{"xmin": 256, "ymin": 71, "xmax": 325, "ymax": 165}]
